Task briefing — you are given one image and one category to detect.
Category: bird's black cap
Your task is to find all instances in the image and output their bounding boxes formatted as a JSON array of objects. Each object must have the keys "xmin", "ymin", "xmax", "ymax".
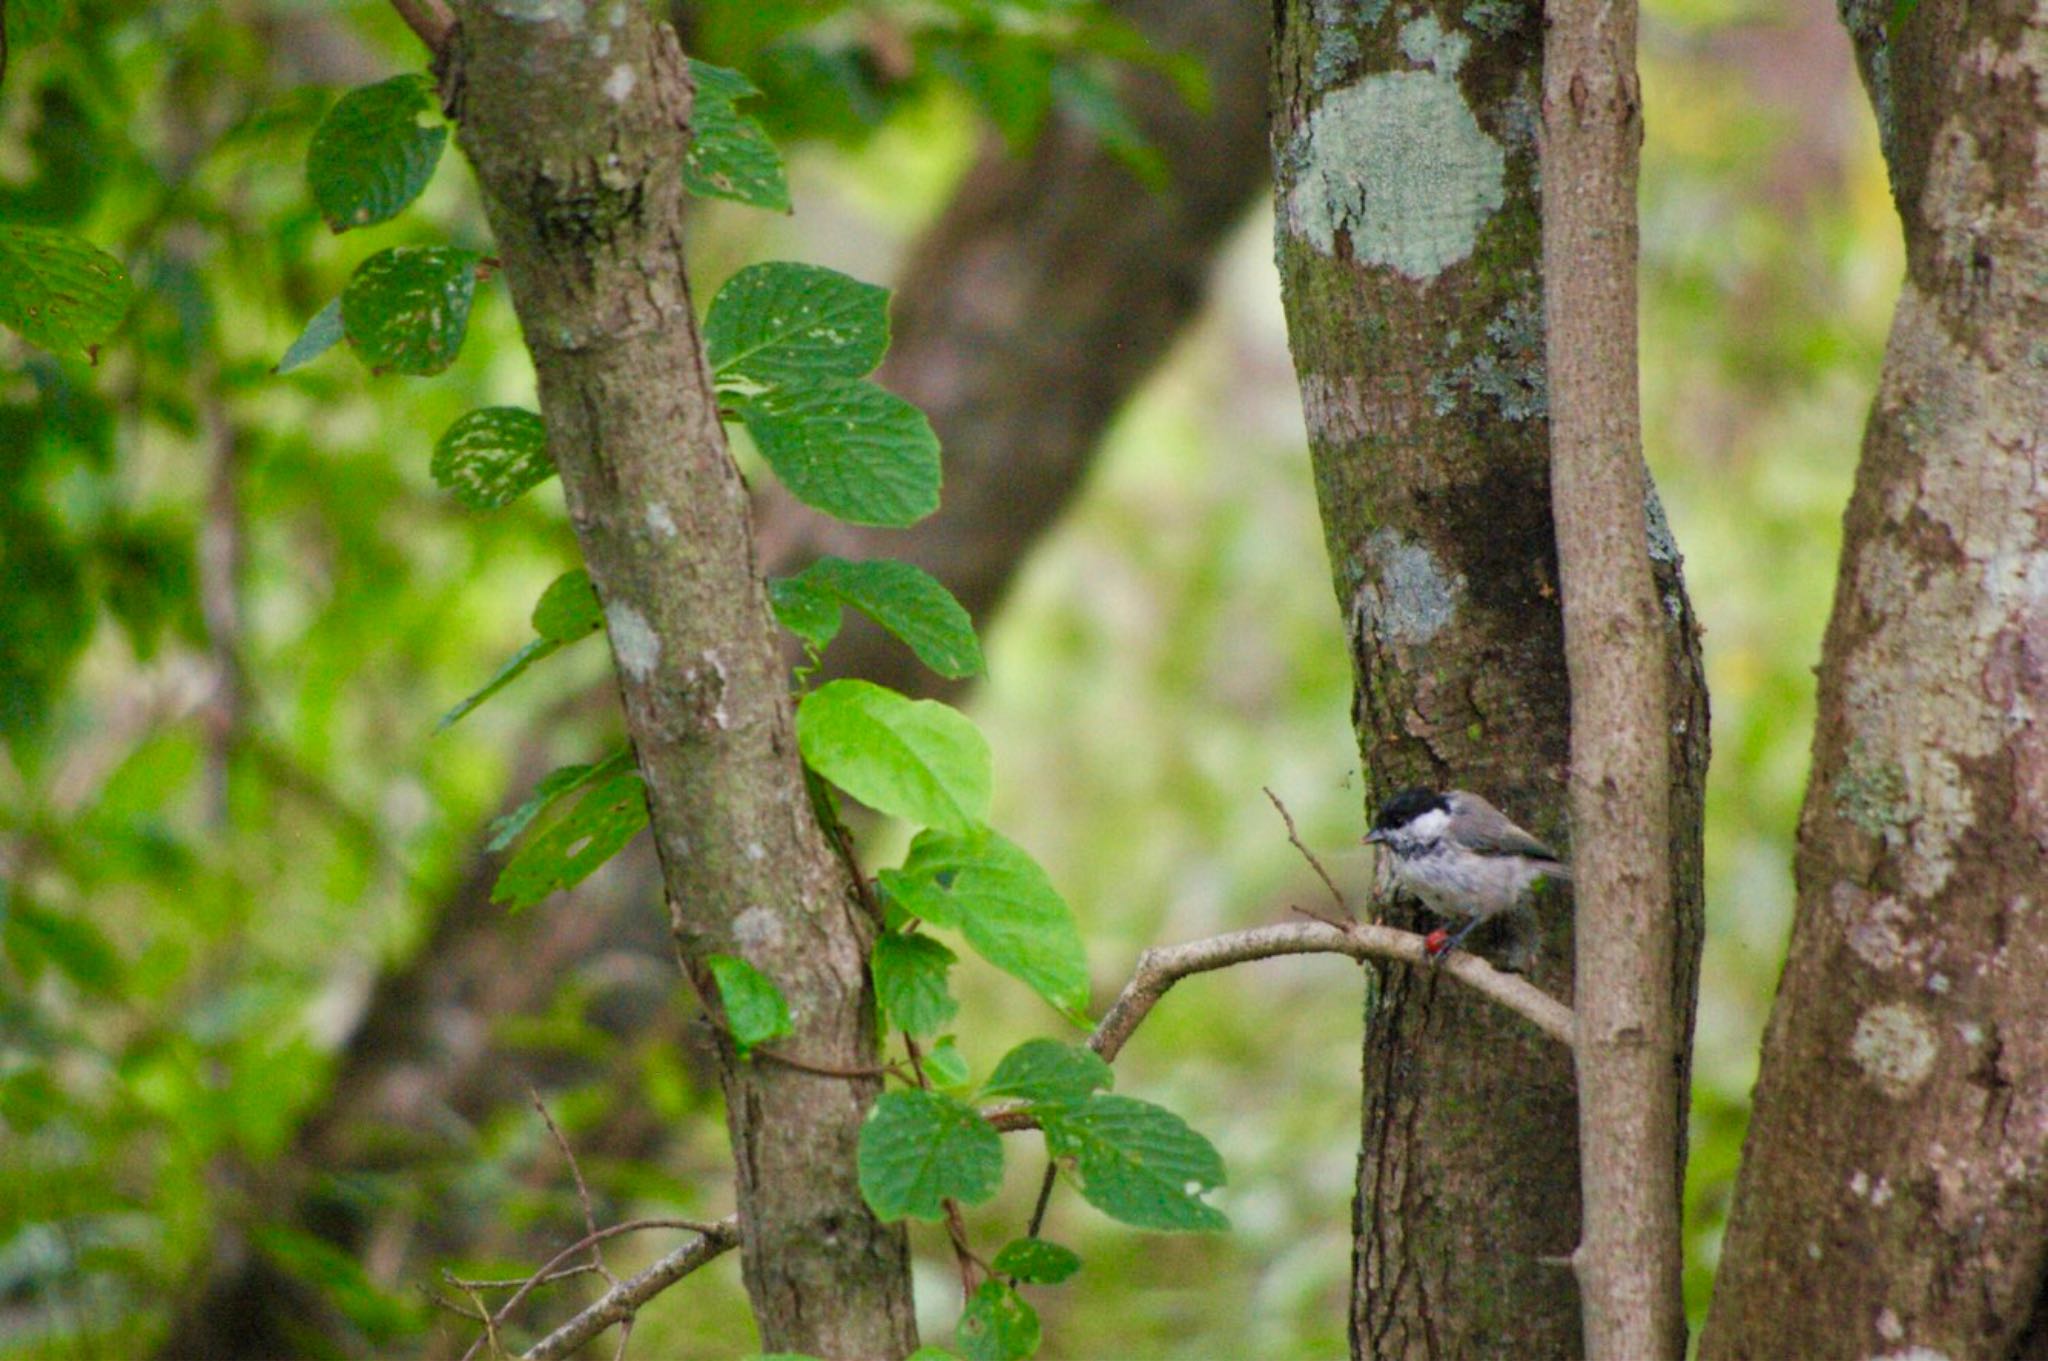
[{"xmin": 1372, "ymin": 787, "xmax": 1447, "ymax": 832}]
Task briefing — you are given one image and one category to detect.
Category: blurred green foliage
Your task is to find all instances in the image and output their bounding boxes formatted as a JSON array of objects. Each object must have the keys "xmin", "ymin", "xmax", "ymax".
[{"xmin": 0, "ymin": 0, "xmax": 1896, "ymax": 1356}]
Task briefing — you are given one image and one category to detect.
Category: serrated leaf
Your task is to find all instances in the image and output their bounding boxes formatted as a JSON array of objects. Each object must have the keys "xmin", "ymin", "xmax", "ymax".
[
  {"xmin": 307, "ymin": 74, "xmax": 448, "ymax": 232},
  {"xmin": 957, "ymin": 1279, "xmax": 1040, "ymax": 1361},
  {"xmin": 796, "ymin": 680, "xmax": 989, "ymax": 832},
  {"xmin": 491, "ymin": 772, "xmax": 649, "ymax": 910},
  {"xmin": 737, "ymin": 378, "xmax": 940, "ymax": 528},
  {"xmin": 0, "ymin": 225, "xmax": 133, "ymax": 356},
  {"xmin": 682, "ymin": 60, "xmax": 790, "ymax": 211},
  {"xmin": 706, "ymin": 954, "xmax": 794, "ymax": 1055},
  {"xmin": 982, "ymin": 1039, "xmax": 1111, "ymax": 1107},
  {"xmin": 873, "ymin": 931, "xmax": 959, "ymax": 1037},
  {"xmin": 706, "ymin": 262, "xmax": 889, "ymax": 391},
  {"xmin": 770, "ymin": 557, "xmax": 981, "ymax": 679},
  {"xmin": 857, "ymin": 1088, "xmax": 1003, "ymax": 1222},
  {"xmin": 437, "ymin": 570, "xmax": 602, "ymax": 730},
  {"xmin": 922, "ymin": 1036, "xmax": 970, "ymax": 1089},
  {"xmin": 1039, "ymin": 1094, "xmax": 1228, "ymax": 1232},
  {"xmin": 486, "ymin": 750, "xmax": 634, "ymax": 851},
  {"xmin": 432, "ymin": 407, "xmax": 553, "ymax": 510},
  {"xmin": 991, "ymin": 1238, "xmax": 1081, "ymax": 1285},
  {"xmin": 276, "ymin": 298, "xmax": 344, "ymax": 374},
  {"xmin": 341, "ymin": 245, "xmax": 480, "ymax": 376},
  {"xmin": 877, "ymin": 829, "xmax": 1089, "ymax": 1022}
]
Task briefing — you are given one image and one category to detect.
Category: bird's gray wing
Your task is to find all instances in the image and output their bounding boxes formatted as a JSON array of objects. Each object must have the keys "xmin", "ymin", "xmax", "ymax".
[{"xmin": 1444, "ymin": 791, "xmax": 1565, "ymax": 864}]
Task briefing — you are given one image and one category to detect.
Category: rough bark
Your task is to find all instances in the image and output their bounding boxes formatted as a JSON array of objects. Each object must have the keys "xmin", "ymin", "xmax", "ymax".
[
  {"xmin": 1540, "ymin": 0, "xmax": 1683, "ymax": 1354},
  {"xmin": 444, "ymin": 7, "xmax": 916, "ymax": 1354},
  {"xmin": 1699, "ymin": 1, "xmax": 2048, "ymax": 1355},
  {"xmin": 1269, "ymin": 1, "xmax": 1709, "ymax": 1355}
]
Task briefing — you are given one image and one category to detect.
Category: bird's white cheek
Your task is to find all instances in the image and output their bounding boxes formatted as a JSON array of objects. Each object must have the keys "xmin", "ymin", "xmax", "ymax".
[{"xmin": 1407, "ymin": 808, "xmax": 1450, "ymax": 840}]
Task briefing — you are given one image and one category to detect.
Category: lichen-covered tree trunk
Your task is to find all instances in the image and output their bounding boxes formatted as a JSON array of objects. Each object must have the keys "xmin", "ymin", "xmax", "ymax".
[
  {"xmin": 1698, "ymin": 2, "xmax": 2048, "ymax": 1355},
  {"xmin": 1269, "ymin": 2, "xmax": 1708, "ymax": 1355},
  {"xmin": 446, "ymin": 7, "xmax": 918, "ymax": 1354}
]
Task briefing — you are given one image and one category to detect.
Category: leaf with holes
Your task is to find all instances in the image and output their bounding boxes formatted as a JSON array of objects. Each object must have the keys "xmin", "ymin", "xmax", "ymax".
[
  {"xmin": 486, "ymin": 750, "xmax": 634, "ymax": 852},
  {"xmin": 991, "ymin": 1238, "xmax": 1080, "ymax": 1285},
  {"xmin": 770, "ymin": 557, "xmax": 981, "ymax": 679},
  {"xmin": 276, "ymin": 298, "xmax": 344, "ymax": 374},
  {"xmin": 491, "ymin": 771, "xmax": 648, "ymax": 910},
  {"xmin": 957, "ymin": 1280, "xmax": 1040, "ymax": 1361},
  {"xmin": 307, "ymin": 74, "xmax": 448, "ymax": 232},
  {"xmin": 707, "ymin": 954, "xmax": 794, "ymax": 1055},
  {"xmin": 796, "ymin": 680, "xmax": 989, "ymax": 832},
  {"xmin": 341, "ymin": 245, "xmax": 480, "ymax": 376},
  {"xmin": 878, "ymin": 829, "xmax": 1089, "ymax": 1023},
  {"xmin": 857, "ymin": 1088, "xmax": 1003, "ymax": 1222},
  {"xmin": 982, "ymin": 1040, "xmax": 1111, "ymax": 1108},
  {"xmin": 432, "ymin": 407, "xmax": 553, "ymax": 510},
  {"xmin": 438, "ymin": 570, "xmax": 604, "ymax": 730},
  {"xmin": 682, "ymin": 60, "xmax": 789, "ymax": 212},
  {"xmin": 872, "ymin": 931, "xmax": 959, "ymax": 1037},
  {"xmin": 736, "ymin": 378, "xmax": 940, "ymax": 528},
  {"xmin": 1038, "ymin": 1094, "xmax": 1228, "ymax": 1232},
  {"xmin": 0, "ymin": 225, "xmax": 133, "ymax": 356},
  {"xmin": 706, "ymin": 262, "xmax": 889, "ymax": 392}
]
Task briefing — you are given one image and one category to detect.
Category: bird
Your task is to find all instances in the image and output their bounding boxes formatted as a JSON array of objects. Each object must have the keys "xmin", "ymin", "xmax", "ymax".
[{"xmin": 1364, "ymin": 787, "xmax": 1570, "ymax": 968}]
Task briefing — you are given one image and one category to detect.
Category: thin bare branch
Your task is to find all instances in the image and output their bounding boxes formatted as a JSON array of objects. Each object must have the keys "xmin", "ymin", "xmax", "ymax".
[
  {"xmin": 519, "ymin": 1217, "xmax": 742, "ymax": 1361},
  {"xmin": 1262, "ymin": 786, "xmax": 1351, "ymax": 916},
  {"xmin": 527, "ymin": 1086, "xmax": 617, "ymax": 1287}
]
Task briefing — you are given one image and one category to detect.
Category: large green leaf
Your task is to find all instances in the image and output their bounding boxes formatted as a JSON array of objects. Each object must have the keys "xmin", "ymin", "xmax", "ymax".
[
  {"xmin": 276, "ymin": 298, "xmax": 344, "ymax": 374},
  {"xmin": 340, "ymin": 246, "xmax": 480, "ymax": 376},
  {"xmin": 878, "ymin": 829, "xmax": 1089, "ymax": 1022},
  {"xmin": 1039, "ymin": 1095, "xmax": 1228, "ymax": 1232},
  {"xmin": 437, "ymin": 569, "xmax": 602, "ymax": 730},
  {"xmin": 770, "ymin": 557, "xmax": 982, "ymax": 679},
  {"xmin": 491, "ymin": 772, "xmax": 649, "ymax": 910},
  {"xmin": 682, "ymin": 60, "xmax": 790, "ymax": 212},
  {"xmin": 737, "ymin": 379, "xmax": 940, "ymax": 528},
  {"xmin": 982, "ymin": 1039, "xmax": 1111, "ymax": 1107},
  {"xmin": 706, "ymin": 262, "xmax": 889, "ymax": 391},
  {"xmin": 306, "ymin": 74, "xmax": 447, "ymax": 232},
  {"xmin": 872, "ymin": 931, "xmax": 959, "ymax": 1037},
  {"xmin": 432, "ymin": 407, "xmax": 553, "ymax": 510},
  {"xmin": 957, "ymin": 1280, "xmax": 1041, "ymax": 1361},
  {"xmin": 706, "ymin": 954, "xmax": 794, "ymax": 1055},
  {"xmin": 857, "ymin": 1089, "xmax": 1003, "ymax": 1222},
  {"xmin": 0, "ymin": 225, "xmax": 133, "ymax": 356},
  {"xmin": 991, "ymin": 1238, "xmax": 1081, "ymax": 1285},
  {"xmin": 796, "ymin": 680, "xmax": 990, "ymax": 832}
]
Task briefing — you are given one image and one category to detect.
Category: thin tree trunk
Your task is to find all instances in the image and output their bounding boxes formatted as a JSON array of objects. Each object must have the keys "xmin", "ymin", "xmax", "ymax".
[
  {"xmin": 1269, "ymin": 2, "xmax": 1708, "ymax": 1355},
  {"xmin": 444, "ymin": 8, "xmax": 916, "ymax": 1353},
  {"xmin": 1540, "ymin": 0, "xmax": 1683, "ymax": 1354},
  {"xmin": 1699, "ymin": 1, "xmax": 2048, "ymax": 1354}
]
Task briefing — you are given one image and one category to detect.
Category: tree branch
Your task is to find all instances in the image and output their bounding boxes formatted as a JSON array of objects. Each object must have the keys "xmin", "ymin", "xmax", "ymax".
[
  {"xmin": 388, "ymin": 0, "xmax": 454, "ymax": 54},
  {"xmin": 518, "ymin": 1216, "xmax": 741, "ymax": 1361}
]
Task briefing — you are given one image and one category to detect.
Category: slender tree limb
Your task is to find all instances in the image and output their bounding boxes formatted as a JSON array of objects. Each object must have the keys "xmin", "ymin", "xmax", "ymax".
[
  {"xmin": 388, "ymin": 0, "xmax": 454, "ymax": 54},
  {"xmin": 516, "ymin": 1217, "xmax": 742, "ymax": 1361},
  {"xmin": 1541, "ymin": 0, "xmax": 1681, "ymax": 1354}
]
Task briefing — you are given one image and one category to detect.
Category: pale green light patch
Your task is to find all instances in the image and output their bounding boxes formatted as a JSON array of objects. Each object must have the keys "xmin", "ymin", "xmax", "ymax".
[
  {"xmin": 1399, "ymin": 13, "xmax": 1470, "ymax": 74},
  {"xmin": 1283, "ymin": 73, "xmax": 1505, "ymax": 279},
  {"xmin": 488, "ymin": 0, "xmax": 587, "ymax": 23}
]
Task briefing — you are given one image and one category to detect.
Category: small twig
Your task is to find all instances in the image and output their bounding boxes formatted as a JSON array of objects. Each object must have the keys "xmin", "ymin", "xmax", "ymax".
[
  {"xmin": 442, "ymin": 1264, "xmax": 603, "ymax": 1293},
  {"xmin": 1263, "ymin": 786, "xmax": 1351, "ymax": 917},
  {"xmin": 1025, "ymin": 1162, "xmax": 1059, "ymax": 1241},
  {"xmin": 519, "ymin": 1217, "xmax": 742, "ymax": 1361},
  {"xmin": 902, "ymin": 1032, "xmax": 984, "ymax": 1299},
  {"xmin": 527, "ymin": 1085, "xmax": 618, "ymax": 1288},
  {"xmin": 389, "ymin": 0, "xmax": 455, "ymax": 52}
]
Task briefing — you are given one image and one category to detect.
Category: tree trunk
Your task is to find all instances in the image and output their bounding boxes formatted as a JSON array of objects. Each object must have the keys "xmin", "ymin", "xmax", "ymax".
[
  {"xmin": 1268, "ymin": 1, "xmax": 1708, "ymax": 1355},
  {"xmin": 1699, "ymin": 1, "xmax": 2048, "ymax": 1354},
  {"xmin": 445, "ymin": 8, "xmax": 918, "ymax": 1354}
]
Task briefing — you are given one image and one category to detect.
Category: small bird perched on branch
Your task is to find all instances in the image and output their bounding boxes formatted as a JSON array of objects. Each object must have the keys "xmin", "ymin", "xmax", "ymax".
[{"xmin": 1365, "ymin": 787, "xmax": 1570, "ymax": 971}]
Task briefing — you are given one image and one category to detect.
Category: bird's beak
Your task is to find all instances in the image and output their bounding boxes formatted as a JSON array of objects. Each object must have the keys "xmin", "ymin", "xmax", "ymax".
[{"xmin": 1363, "ymin": 829, "xmax": 1385, "ymax": 845}]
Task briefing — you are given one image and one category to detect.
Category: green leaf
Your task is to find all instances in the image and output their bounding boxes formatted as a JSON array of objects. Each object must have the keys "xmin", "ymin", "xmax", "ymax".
[
  {"xmin": 706, "ymin": 954, "xmax": 795, "ymax": 1055},
  {"xmin": 991, "ymin": 1238, "xmax": 1081, "ymax": 1285},
  {"xmin": 770, "ymin": 557, "xmax": 982, "ymax": 679},
  {"xmin": 957, "ymin": 1280, "xmax": 1041, "ymax": 1361},
  {"xmin": 486, "ymin": 750, "xmax": 634, "ymax": 851},
  {"xmin": 341, "ymin": 245, "xmax": 480, "ymax": 376},
  {"xmin": 706, "ymin": 262, "xmax": 889, "ymax": 391},
  {"xmin": 737, "ymin": 379, "xmax": 940, "ymax": 528},
  {"xmin": 1039, "ymin": 1095, "xmax": 1228, "ymax": 1232},
  {"xmin": 2, "ymin": 901, "xmax": 121, "ymax": 996},
  {"xmin": 432, "ymin": 407, "xmax": 554, "ymax": 510},
  {"xmin": 491, "ymin": 772, "xmax": 648, "ymax": 910},
  {"xmin": 306, "ymin": 74, "xmax": 447, "ymax": 232},
  {"xmin": 906, "ymin": 1351, "xmax": 962, "ymax": 1361},
  {"xmin": 682, "ymin": 60, "xmax": 790, "ymax": 211},
  {"xmin": 857, "ymin": 1089, "xmax": 1003, "ymax": 1222},
  {"xmin": 254, "ymin": 1224, "xmax": 419, "ymax": 1342},
  {"xmin": 982, "ymin": 1040, "xmax": 1111, "ymax": 1107},
  {"xmin": 276, "ymin": 298, "xmax": 344, "ymax": 374},
  {"xmin": 0, "ymin": 225, "xmax": 133, "ymax": 356},
  {"xmin": 878, "ymin": 829, "xmax": 1090, "ymax": 1022},
  {"xmin": 922, "ymin": 1036, "xmax": 970, "ymax": 1089},
  {"xmin": 872, "ymin": 931, "xmax": 959, "ymax": 1037},
  {"xmin": 1888, "ymin": 0, "xmax": 1921, "ymax": 39},
  {"xmin": 437, "ymin": 570, "xmax": 602, "ymax": 730},
  {"xmin": 796, "ymin": 680, "xmax": 990, "ymax": 832}
]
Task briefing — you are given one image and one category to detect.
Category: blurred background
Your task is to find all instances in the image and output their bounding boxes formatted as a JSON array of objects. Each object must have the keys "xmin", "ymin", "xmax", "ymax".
[{"xmin": 0, "ymin": 0, "xmax": 1898, "ymax": 1355}]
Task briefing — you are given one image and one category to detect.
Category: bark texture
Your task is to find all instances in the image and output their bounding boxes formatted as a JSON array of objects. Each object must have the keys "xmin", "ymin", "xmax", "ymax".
[
  {"xmin": 445, "ymin": 7, "xmax": 916, "ymax": 1354},
  {"xmin": 1540, "ymin": 0, "xmax": 1683, "ymax": 1354},
  {"xmin": 1269, "ymin": 1, "xmax": 1709, "ymax": 1355},
  {"xmin": 1699, "ymin": 1, "xmax": 2048, "ymax": 1356}
]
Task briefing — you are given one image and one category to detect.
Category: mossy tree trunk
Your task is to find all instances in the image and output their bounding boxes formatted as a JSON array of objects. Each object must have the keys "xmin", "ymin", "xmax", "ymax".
[
  {"xmin": 1699, "ymin": 1, "xmax": 2048, "ymax": 1354},
  {"xmin": 1269, "ymin": 1, "xmax": 1708, "ymax": 1354}
]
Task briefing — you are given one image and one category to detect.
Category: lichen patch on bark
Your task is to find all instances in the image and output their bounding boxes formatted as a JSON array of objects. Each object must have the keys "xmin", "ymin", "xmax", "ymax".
[{"xmin": 1850, "ymin": 1002, "xmax": 1939, "ymax": 1098}]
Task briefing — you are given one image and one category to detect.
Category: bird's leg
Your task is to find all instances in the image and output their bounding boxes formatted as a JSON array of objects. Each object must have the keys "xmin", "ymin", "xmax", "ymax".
[{"xmin": 1424, "ymin": 915, "xmax": 1488, "ymax": 961}]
